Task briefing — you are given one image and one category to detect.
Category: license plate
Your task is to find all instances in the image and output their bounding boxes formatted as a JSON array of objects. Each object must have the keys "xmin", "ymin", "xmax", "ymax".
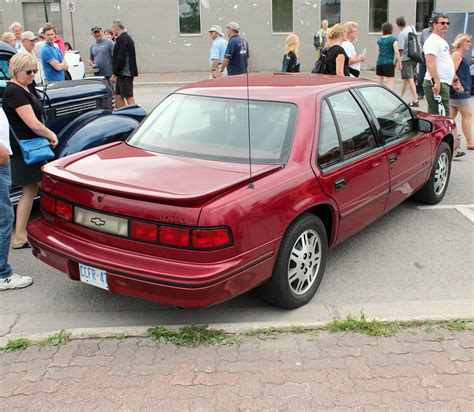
[{"xmin": 79, "ymin": 263, "xmax": 108, "ymax": 290}]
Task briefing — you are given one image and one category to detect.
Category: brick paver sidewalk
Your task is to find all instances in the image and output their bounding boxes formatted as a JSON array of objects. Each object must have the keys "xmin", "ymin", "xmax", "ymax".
[{"xmin": 1, "ymin": 328, "xmax": 473, "ymax": 411}]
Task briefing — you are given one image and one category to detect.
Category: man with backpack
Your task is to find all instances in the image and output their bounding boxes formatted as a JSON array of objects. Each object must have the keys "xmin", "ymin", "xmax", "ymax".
[{"xmin": 396, "ymin": 16, "xmax": 420, "ymax": 107}]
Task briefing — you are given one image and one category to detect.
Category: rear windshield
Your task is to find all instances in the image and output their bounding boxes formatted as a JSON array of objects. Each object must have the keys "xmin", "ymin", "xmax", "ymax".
[{"xmin": 127, "ymin": 93, "xmax": 298, "ymax": 164}]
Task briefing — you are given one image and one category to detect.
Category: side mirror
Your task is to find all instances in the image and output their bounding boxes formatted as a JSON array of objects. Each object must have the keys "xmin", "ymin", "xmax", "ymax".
[{"xmin": 417, "ymin": 118, "xmax": 433, "ymax": 133}]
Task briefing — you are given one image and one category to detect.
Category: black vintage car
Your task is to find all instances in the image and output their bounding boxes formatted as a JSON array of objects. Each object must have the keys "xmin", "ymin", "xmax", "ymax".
[{"xmin": 0, "ymin": 41, "xmax": 146, "ymax": 203}]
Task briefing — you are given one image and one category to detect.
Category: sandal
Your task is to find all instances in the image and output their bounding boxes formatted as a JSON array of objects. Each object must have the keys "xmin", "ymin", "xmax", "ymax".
[
  {"xmin": 467, "ymin": 146, "xmax": 474, "ymax": 150},
  {"xmin": 12, "ymin": 241, "xmax": 31, "ymax": 250},
  {"xmin": 408, "ymin": 101, "xmax": 419, "ymax": 107}
]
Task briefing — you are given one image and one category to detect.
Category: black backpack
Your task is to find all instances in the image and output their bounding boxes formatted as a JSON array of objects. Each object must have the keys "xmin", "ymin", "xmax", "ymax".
[
  {"xmin": 407, "ymin": 27, "xmax": 422, "ymax": 63},
  {"xmin": 311, "ymin": 49, "xmax": 327, "ymax": 74}
]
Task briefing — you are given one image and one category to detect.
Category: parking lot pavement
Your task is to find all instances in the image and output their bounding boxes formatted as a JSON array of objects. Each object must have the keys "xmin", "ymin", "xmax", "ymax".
[{"xmin": 1, "ymin": 327, "xmax": 472, "ymax": 410}]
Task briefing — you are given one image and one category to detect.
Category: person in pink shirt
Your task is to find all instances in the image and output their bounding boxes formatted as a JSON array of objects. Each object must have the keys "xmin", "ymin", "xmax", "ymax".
[{"xmin": 54, "ymin": 34, "xmax": 66, "ymax": 55}]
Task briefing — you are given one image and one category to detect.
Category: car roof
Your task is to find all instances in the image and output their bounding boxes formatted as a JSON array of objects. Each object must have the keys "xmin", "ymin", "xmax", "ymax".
[
  {"xmin": 176, "ymin": 73, "xmax": 374, "ymax": 102},
  {"xmin": 0, "ymin": 41, "xmax": 16, "ymax": 57}
]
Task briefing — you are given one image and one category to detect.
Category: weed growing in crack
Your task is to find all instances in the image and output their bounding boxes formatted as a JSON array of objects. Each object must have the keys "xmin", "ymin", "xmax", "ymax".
[
  {"xmin": 147, "ymin": 325, "xmax": 240, "ymax": 347},
  {"xmin": 328, "ymin": 313, "xmax": 399, "ymax": 337},
  {"xmin": 39, "ymin": 330, "xmax": 71, "ymax": 348},
  {"xmin": 2, "ymin": 338, "xmax": 31, "ymax": 353}
]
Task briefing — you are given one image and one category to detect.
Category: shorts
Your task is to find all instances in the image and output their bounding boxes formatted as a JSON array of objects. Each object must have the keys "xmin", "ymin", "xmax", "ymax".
[
  {"xmin": 401, "ymin": 60, "xmax": 417, "ymax": 79},
  {"xmin": 376, "ymin": 64, "xmax": 395, "ymax": 78},
  {"xmin": 115, "ymin": 76, "xmax": 134, "ymax": 98},
  {"xmin": 423, "ymin": 80, "xmax": 451, "ymax": 117},
  {"xmin": 449, "ymin": 98, "xmax": 470, "ymax": 107}
]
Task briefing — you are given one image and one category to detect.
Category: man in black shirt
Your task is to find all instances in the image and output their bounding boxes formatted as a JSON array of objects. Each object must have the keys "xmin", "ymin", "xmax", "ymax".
[{"xmin": 111, "ymin": 20, "xmax": 138, "ymax": 108}]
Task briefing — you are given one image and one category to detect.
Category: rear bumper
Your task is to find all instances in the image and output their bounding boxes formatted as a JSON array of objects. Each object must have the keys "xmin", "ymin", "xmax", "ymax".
[{"xmin": 27, "ymin": 219, "xmax": 276, "ymax": 307}]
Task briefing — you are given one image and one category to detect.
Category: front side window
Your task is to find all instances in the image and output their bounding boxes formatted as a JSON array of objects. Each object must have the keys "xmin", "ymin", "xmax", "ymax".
[
  {"xmin": 178, "ymin": 0, "xmax": 201, "ymax": 34},
  {"xmin": 317, "ymin": 101, "xmax": 342, "ymax": 168},
  {"xmin": 272, "ymin": 0, "xmax": 293, "ymax": 33},
  {"xmin": 328, "ymin": 91, "xmax": 377, "ymax": 160},
  {"xmin": 358, "ymin": 86, "xmax": 415, "ymax": 143},
  {"xmin": 128, "ymin": 94, "xmax": 298, "ymax": 164},
  {"xmin": 369, "ymin": 0, "xmax": 389, "ymax": 32},
  {"xmin": 321, "ymin": 0, "xmax": 341, "ymax": 26},
  {"xmin": 416, "ymin": 0, "xmax": 435, "ymax": 32}
]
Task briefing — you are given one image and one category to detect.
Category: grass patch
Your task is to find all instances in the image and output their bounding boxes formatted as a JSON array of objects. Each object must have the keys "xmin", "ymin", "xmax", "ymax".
[
  {"xmin": 148, "ymin": 325, "xmax": 240, "ymax": 347},
  {"xmin": 246, "ymin": 327, "xmax": 279, "ymax": 338},
  {"xmin": 290, "ymin": 325, "xmax": 306, "ymax": 334},
  {"xmin": 2, "ymin": 338, "xmax": 31, "ymax": 353},
  {"xmin": 438, "ymin": 320, "xmax": 473, "ymax": 332},
  {"xmin": 434, "ymin": 335, "xmax": 445, "ymax": 342},
  {"xmin": 39, "ymin": 330, "xmax": 71, "ymax": 348},
  {"xmin": 328, "ymin": 313, "xmax": 400, "ymax": 337},
  {"xmin": 116, "ymin": 333, "xmax": 130, "ymax": 341}
]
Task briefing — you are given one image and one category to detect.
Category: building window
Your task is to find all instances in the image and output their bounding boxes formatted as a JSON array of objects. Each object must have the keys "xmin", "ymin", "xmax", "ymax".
[
  {"xmin": 321, "ymin": 0, "xmax": 341, "ymax": 27},
  {"xmin": 369, "ymin": 0, "xmax": 389, "ymax": 32},
  {"xmin": 416, "ymin": 0, "xmax": 435, "ymax": 31},
  {"xmin": 272, "ymin": 0, "xmax": 293, "ymax": 33},
  {"xmin": 178, "ymin": 0, "xmax": 201, "ymax": 34}
]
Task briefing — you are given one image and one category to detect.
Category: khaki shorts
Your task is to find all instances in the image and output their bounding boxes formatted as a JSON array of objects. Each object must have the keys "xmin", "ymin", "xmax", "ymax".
[{"xmin": 401, "ymin": 60, "xmax": 417, "ymax": 80}]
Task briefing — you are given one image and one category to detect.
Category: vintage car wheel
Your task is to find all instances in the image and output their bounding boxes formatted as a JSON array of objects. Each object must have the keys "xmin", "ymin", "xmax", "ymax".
[
  {"xmin": 414, "ymin": 141, "xmax": 451, "ymax": 204},
  {"xmin": 259, "ymin": 213, "xmax": 328, "ymax": 309}
]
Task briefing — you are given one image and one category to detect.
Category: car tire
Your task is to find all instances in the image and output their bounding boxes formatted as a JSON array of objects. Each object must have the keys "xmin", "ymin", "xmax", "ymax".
[
  {"xmin": 414, "ymin": 141, "xmax": 451, "ymax": 205},
  {"xmin": 65, "ymin": 71, "xmax": 72, "ymax": 81},
  {"xmin": 258, "ymin": 213, "xmax": 328, "ymax": 309}
]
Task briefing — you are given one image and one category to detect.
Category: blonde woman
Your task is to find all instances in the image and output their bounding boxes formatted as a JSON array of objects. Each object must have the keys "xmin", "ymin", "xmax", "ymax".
[
  {"xmin": 342, "ymin": 21, "xmax": 365, "ymax": 77},
  {"xmin": 2, "ymin": 54, "xmax": 58, "ymax": 249},
  {"xmin": 282, "ymin": 33, "xmax": 300, "ymax": 72},
  {"xmin": 324, "ymin": 23, "xmax": 350, "ymax": 77},
  {"xmin": 2, "ymin": 32, "xmax": 16, "ymax": 48},
  {"xmin": 450, "ymin": 33, "xmax": 473, "ymax": 150}
]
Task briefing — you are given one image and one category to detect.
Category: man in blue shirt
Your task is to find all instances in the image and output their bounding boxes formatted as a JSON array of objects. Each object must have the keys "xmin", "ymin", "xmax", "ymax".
[
  {"xmin": 220, "ymin": 22, "xmax": 249, "ymax": 76},
  {"xmin": 40, "ymin": 23, "xmax": 68, "ymax": 82},
  {"xmin": 208, "ymin": 25, "xmax": 228, "ymax": 79}
]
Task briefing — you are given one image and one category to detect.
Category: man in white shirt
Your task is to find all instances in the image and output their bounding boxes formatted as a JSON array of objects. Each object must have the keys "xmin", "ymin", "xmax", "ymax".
[
  {"xmin": 422, "ymin": 14, "xmax": 463, "ymax": 118},
  {"xmin": 0, "ymin": 108, "xmax": 33, "ymax": 290}
]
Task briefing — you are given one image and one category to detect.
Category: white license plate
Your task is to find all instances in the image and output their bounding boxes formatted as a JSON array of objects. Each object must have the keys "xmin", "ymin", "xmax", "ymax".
[{"xmin": 79, "ymin": 263, "xmax": 108, "ymax": 290}]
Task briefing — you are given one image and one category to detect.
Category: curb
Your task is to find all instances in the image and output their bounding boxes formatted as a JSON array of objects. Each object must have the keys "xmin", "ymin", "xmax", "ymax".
[{"xmin": 2, "ymin": 313, "xmax": 472, "ymax": 347}]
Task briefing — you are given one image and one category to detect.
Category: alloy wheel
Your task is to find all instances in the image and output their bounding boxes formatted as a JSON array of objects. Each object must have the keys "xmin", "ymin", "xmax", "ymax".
[
  {"xmin": 434, "ymin": 152, "xmax": 449, "ymax": 195},
  {"xmin": 287, "ymin": 229, "xmax": 321, "ymax": 295}
]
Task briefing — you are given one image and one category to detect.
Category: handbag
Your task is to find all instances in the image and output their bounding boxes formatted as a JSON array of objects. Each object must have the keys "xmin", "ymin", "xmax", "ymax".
[
  {"xmin": 407, "ymin": 27, "xmax": 422, "ymax": 63},
  {"xmin": 312, "ymin": 49, "xmax": 327, "ymax": 74},
  {"xmin": 10, "ymin": 127, "xmax": 55, "ymax": 165}
]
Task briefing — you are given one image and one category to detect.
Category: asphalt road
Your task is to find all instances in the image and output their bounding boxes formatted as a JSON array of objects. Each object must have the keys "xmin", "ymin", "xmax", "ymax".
[{"xmin": 1, "ymin": 82, "xmax": 473, "ymax": 343}]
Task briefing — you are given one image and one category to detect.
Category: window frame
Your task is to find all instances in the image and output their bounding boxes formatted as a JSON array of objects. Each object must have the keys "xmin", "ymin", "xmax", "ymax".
[
  {"xmin": 415, "ymin": 0, "xmax": 436, "ymax": 32},
  {"xmin": 320, "ymin": 0, "xmax": 342, "ymax": 27},
  {"xmin": 177, "ymin": 0, "xmax": 202, "ymax": 37},
  {"xmin": 353, "ymin": 84, "xmax": 419, "ymax": 146},
  {"xmin": 368, "ymin": 0, "xmax": 390, "ymax": 34},
  {"xmin": 316, "ymin": 88, "xmax": 383, "ymax": 172},
  {"xmin": 271, "ymin": 0, "xmax": 294, "ymax": 35}
]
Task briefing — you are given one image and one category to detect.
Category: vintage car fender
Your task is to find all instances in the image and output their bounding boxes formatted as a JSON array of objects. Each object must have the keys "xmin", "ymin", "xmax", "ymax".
[{"xmin": 55, "ymin": 106, "xmax": 146, "ymax": 158}]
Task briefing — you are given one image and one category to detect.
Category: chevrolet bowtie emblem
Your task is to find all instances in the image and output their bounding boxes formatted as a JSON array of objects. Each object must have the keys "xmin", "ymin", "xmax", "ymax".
[{"xmin": 90, "ymin": 217, "xmax": 106, "ymax": 227}]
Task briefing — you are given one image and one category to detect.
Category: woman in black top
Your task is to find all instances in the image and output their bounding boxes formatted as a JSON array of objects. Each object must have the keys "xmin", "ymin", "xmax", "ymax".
[
  {"xmin": 282, "ymin": 33, "xmax": 300, "ymax": 73},
  {"xmin": 324, "ymin": 23, "xmax": 350, "ymax": 77},
  {"xmin": 2, "ymin": 53, "xmax": 57, "ymax": 249}
]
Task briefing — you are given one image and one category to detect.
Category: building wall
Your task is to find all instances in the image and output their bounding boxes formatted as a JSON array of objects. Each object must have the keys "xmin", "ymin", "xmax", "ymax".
[{"xmin": 1, "ymin": 0, "xmax": 473, "ymax": 73}]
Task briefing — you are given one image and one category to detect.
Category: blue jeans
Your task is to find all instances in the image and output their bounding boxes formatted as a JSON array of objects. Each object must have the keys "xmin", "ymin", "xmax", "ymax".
[{"xmin": 0, "ymin": 163, "xmax": 13, "ymax": 279}]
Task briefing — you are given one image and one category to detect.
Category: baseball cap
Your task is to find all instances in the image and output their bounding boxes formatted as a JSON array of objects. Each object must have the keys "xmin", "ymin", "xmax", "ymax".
[
  {"xmin": 208, "ymin": 25, "xmax": 224, "ymax": 37},
  {"xmin": 227, "ymin": 21, "xmax": 240, "ymax": 32},
  {"xmin": 91, "ymin": 26, "xmax": 102, "ymax": 33},
  {"xmin": 21, "ymin": 31, "xmax": 38, "ymax": 41}
]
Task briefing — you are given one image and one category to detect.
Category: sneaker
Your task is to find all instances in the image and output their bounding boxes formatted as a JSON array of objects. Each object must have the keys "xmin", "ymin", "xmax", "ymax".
[
  {"xmin": 455, "ymin": 151, "xmax": 466, "ymax": 158},
  {"xmin": 408, "ymin": 101, "xmax": 420, "ymax": 107},
  {"xmin": 0, "ymin": 273, "xmax": 33, "ymax": 290}
]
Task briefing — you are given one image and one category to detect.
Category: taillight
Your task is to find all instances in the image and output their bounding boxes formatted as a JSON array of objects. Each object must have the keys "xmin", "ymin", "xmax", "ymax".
[
  {"xmin": 159, "ymin": 226, "xmax": 190, "ymax": 247},
  {"xmin": 130, "ymin": 220, "xmax": 158, "ymax": 243},
  {"xmin": 41, "ymin": 194, "xmax": 55, "ymax": 214},
  {"xmin": 192, "ymin": 228, "xmax": 232, "ymax": 249},
  {"xmin": 55, "ymin": 201, "xmax": 73, "ymax": 221}
]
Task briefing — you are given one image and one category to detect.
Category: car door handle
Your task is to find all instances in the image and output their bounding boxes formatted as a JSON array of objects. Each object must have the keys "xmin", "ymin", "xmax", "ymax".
[
  {"xmin": 388, "ymin": 154, "xmax": 397, "ymax": 164},
  {"xmin": 334, "ymin": 178, "xmax": 346, "ymax": 191}
]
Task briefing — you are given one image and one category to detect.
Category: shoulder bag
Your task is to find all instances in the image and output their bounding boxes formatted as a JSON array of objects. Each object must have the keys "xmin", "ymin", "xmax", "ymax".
[
  {"xmin": 10, "ymin": 127, "xmax": 55, "ymax": 165},
  {"xmin": 407, "ymin": 27, "xmax": 423, "ymax": 63}
]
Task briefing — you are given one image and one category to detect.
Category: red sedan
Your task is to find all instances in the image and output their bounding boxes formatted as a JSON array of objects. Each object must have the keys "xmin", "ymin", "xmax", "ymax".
[{"xmin": 27, "ymin": 74, "xmax": 459, "ymax": 309}]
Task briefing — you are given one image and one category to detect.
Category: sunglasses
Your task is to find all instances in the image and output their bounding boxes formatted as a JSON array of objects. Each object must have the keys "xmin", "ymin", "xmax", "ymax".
[
  {"xmin": 436, "ymin": 21, "xmax": 450, "ymax": 25},
  {"xmin": 24, "ymin": 69, "xmax": 39, "ymax": 75}
]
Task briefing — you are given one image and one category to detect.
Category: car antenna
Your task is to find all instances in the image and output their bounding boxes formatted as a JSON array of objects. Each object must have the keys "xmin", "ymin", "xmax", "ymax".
[{"xmin": 241, "ymin": 37, "xmax": 254, "ymax": 189}]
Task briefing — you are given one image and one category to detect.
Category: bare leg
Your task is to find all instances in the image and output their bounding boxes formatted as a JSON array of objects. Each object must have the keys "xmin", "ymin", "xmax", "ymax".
[
  {"xmin": 115, "ymin": 95, "xmax": 125, "ymax": 109},
  {"xmin": 400, "ymin": 79, "xmax": 408, "ymax": 98},
  {"xmin": 386, "ymin": 77, "xmax": 395, "ymax": 91},
  {"xmin": 13, "ymin": 182, "xmax": 40, "ymax": 246},
  {"xmin": 408, "ymin": 78, "xmax": 418, "ymax": 103},
  {"xmin": 458, "ymin": 106, "xmax": 474, "ymax": 147},
  {"xmin": 377, "ymin": 76, "xmax": 384, "ymax": 84},
  {"xmin": 450, "ymin": 106, "xmax": 459, "ymax": 120}
]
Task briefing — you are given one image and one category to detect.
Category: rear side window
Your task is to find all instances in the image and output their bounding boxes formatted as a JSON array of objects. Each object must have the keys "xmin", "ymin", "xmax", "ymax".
[
  {"xmin": 327, "ymin": 91, "xmax": 377, "ymax": 160},
  {"xmin": 317, "ymin": 101, "xmax": 342, "ymax": 168}
]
